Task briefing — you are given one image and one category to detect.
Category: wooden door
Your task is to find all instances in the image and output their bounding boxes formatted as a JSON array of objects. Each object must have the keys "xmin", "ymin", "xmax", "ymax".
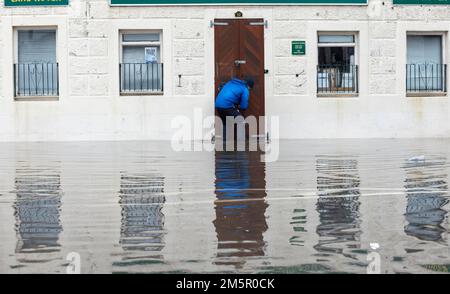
[{"xmin": 214, "ymin": 19, "xmax": 265, "ymax": 139}]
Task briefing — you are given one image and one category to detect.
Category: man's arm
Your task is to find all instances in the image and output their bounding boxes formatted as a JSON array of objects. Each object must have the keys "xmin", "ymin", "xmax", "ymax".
[{"xmin": 239, "ymin": 88, "xmax": 249, "ymax": 110}]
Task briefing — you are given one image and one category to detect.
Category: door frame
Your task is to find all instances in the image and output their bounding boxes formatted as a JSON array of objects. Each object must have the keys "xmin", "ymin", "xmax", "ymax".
[{"xmin": 206, "ymin": 10, "xmax": 273, "ymax": 139}]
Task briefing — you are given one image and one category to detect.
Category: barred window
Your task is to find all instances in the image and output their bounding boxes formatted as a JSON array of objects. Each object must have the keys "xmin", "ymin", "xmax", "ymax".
[
  {"xmin": 317, "ymin": 33, "xmax": 358, "ymax": 96},
  {"xmin": 120, "ymin": 31, "xmax": 163, "ymax": 94},
  {"xmin": 14, "ymin": 29, "xmax": 59, "ymax": 98},
  {"xmin": 406, "ymin": 34, "xmax": 446, "ymax": 94}
]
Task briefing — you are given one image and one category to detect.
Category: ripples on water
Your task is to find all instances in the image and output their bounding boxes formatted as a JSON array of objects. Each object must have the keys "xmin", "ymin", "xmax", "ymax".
[
  {"xmin": 403, "ymin": 157, "xmax": 449, "ymax": 243},
  {"xmin": 314, "ymin": 156, "xmax": 362, "ymax": 260},
  {"xmin": 115, "ymin": 173, "xmax": 166, "ymax": 269},
  {"xmin": 0, "ymin": 140, "xmax": 449, "ymax": 274},
  {"xmin": 12, "ymin": 164, "xmax": 63, "ymax": 270},
  {"xmin": 214, "ymin": 151, "xmax": 268, "ymax": 269}
]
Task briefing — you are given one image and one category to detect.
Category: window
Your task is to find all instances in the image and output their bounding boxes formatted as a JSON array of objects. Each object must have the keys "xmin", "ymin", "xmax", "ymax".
[
  {"xmin": 14, "ymin": 29, "xmax": 58, "ymax": 98},
  {"xmin": 317, "ymin": 33, "xmax": 358, "ymax": 95},
  {"xmin": 406, "ymin": 34, "xmax": 446, "ymax": 94},
  {"xmin": 120, "ymin": 31, "xmax": 163, "ymax": 94}
]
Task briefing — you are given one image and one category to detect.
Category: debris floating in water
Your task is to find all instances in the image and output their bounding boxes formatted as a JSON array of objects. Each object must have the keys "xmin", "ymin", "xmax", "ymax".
[
  {"xmin": 370, "ymin": 243, "xmax": 380, "ymax": 250},
  {"xmin": 408, "ymin": 155, "xmax": 425, "ymax": 162}
]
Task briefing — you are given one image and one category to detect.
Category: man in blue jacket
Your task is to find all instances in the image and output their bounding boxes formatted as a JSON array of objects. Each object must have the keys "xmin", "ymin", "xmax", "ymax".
[{"xmin": 215, "ymin": 77, "xmax": 254, "ymax": 140}]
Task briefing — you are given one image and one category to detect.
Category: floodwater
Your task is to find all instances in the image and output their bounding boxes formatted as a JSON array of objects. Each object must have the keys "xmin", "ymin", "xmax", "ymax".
[{"xmin": 0, "ymin": 139, "xmax": 449, "ymax": 274}]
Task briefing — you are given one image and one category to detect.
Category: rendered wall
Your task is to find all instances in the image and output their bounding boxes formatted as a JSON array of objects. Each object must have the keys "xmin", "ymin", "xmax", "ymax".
[{"xmin": 0, "ymin": 0, "xmax": 449, "ymax": 141}]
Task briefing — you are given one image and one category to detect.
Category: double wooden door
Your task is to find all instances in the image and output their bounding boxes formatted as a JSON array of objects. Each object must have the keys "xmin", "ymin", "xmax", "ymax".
[{"xmin": 214, "ymin": 18, "xmax": 265, "ymax": 138}]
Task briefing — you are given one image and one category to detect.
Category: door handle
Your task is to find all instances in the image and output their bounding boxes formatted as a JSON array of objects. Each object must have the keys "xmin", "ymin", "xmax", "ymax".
[{"xmin": 234, "ymin": 60, "xmax": 246, "ymax": 65}]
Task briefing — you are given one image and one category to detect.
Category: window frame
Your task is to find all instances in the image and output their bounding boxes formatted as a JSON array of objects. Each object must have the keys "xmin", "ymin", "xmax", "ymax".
[
  {"xmin": 318, "ymin": 34, "xmax": 357, "ymax": 48},
  {"xmin": 13, "ymin": 26, "xmax": 59, "ymax": 100},
  {"xmin": 317, "ymin": 31, "xmax": 359, "ymax": 97},
  {"xmin": 119, "ymin": 30, "xmax": 163, "ymax": 63},
  {"xmin": 406, "ymin": 31, "xmax": 447, "ymax": 97},
  {"xmin": 119, "ymin": 30, "xmax": 164, "ymax": 96}
]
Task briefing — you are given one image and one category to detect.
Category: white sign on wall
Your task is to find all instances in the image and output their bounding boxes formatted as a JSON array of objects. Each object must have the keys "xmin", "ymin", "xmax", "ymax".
[{"xmin": 145, "ymin": 47, "xmax": 158, "ymax": 63}]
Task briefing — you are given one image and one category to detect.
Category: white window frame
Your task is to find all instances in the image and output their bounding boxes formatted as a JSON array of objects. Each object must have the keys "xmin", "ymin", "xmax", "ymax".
[
  {"xmin": 317, "ymin": 31, "xmax": 359, "ymax": 63},
  {"xmin": 406, "ymin": 31, "xmax": 447, "ymax": 96},
  {"xmin": 13, "ymin": 26, "xmax": 59, "ymax": 100},
  {"xmin": 317, "ymin": 31, "xmax": 359, "ymax": 97},
  {"xmin": 119, "ymin": 30, "xmax": 163, "ymax": 63},
  {"xmin": 14, "ymin": 26, "xmax": 58, "ymax": 64},
  {"xmin": 119, "ymin": 30, "xmax": 164, "ymax": 95}
]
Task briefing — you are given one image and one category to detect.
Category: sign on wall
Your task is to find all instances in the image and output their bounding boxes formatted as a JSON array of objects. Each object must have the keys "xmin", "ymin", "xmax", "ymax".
[
  {"xmin": 111, "ymin": 0, "xmax": 367, "ymax": 5},
  {"xmin": 393, "ymin": 0, "xmax": 449, "ymax": 3},
  {"xmin": 4, "ymin": 0, "xmax": 69, "ymax": 6},
  {"xmin": 145, "ymin": 47, "xmax": 158, "ymax": 63},
  {"xmin": 292, "ymin": 41, "xmax": 306, "ymax": 56}
]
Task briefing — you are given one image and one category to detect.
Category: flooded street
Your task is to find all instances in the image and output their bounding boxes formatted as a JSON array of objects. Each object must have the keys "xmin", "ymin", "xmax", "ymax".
[{"xmin": 0, "ymin": 139, "xmax": 449, "ymax": 274}]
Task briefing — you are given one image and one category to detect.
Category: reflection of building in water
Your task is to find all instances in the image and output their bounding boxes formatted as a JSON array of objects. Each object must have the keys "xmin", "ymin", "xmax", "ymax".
[
  {"xmin": 403, "ymin": 158, "xmax": 449, "ymax": 243},
  {"xmin": 314, "ymin": 156, "xmax": 361, "ymax": 256},
  {"xmin": 119, "ymin": 173, "xmax": 166, "ymax": 256},
  {"xmin": 290, "ymin": 208, "xmax": 307, "ymax": 247},
  {"xmin": 213, "ymin": 151, "xmax": 268, "ymax": 269},
  {"xmin": 14, "ymin": 167, "xmax": 62, "ymax": 253}
]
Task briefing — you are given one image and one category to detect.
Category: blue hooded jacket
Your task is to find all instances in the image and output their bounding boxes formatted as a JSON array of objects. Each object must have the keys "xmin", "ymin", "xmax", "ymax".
[{"xmin": 215, "ymin": 78, "xmax": 249, "ymax": 110}]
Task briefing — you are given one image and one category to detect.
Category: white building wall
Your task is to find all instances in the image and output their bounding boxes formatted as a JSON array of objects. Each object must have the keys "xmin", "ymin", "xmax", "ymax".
[{"xmin": 0, "ymin": 0, "xmax": 450, "ymax": 141}]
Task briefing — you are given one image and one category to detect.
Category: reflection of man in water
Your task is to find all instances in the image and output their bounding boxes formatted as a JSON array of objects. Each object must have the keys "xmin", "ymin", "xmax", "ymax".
[
  {"xmin": 213, "ymin": 151, "xmax": 268, "ymax": 269},
  {"xmin": 215, "ymin": 78, "xmax": 254, "ymax": 140}
]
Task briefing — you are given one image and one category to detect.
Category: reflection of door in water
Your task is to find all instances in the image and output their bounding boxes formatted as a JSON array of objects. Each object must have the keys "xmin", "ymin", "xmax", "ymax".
[
  {"xmin": 214, "ymin": 19, "xmax": 265, "ymax": 138},
  {"xmin": 213, "ymin": 151, "xmax": 268, "ymax": 269}
]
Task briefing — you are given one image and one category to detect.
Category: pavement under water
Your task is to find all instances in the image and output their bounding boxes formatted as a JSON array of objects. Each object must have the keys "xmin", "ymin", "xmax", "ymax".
[{"xmin": 0, "ymin": 139, "xmax": 449, "ymax": 274}]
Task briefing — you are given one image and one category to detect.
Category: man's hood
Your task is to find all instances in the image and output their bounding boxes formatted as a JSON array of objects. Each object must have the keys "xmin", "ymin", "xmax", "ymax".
[{"xmin": 230, "ymin": 78, "xmax": 247, "ymax": 86}]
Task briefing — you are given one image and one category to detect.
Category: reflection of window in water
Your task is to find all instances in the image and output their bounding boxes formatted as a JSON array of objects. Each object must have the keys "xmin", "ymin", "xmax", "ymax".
[
  {"xmin": 403, "ymin": 158, "xmax": 448, "ymax": 243},
  {"xmin": 213, "ymin": 151, "xmax": 268, "ymax": 269},
  {"xmin": 314, "ymin": 156, "xmax": 361, "ymax": 255},
  {"xmin": 119, "ymin": 173, "xmax": 165, "ymax": 253},
  {"xmin": 14, "ymin": 168, "xmax": 62, "ymax": 252},
  {"xmin": 290, "ymin": 208, "xmax": 307, "ymax": 247}
]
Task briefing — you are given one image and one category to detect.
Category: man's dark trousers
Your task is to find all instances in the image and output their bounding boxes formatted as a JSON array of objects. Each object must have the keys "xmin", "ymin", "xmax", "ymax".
[{"xmin": 216, "ymin": 107, "xmax": 244, "ymax": 141}]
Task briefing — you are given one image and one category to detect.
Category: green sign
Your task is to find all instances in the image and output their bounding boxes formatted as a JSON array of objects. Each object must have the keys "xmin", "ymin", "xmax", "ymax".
[
  {"xmin": 4, "ymin": 0, "xmax": 68, "ymax": 6},
  {"xmin": 111, "ymin": 0, "xmax": 367, "ymax": 5},
  {"xmin": 292, "ymin": 41, "xmax": 305, "ymax": 56},
  {"xmin": 393, "ymin": 0, "xmax": 449, "ymax": 3}
]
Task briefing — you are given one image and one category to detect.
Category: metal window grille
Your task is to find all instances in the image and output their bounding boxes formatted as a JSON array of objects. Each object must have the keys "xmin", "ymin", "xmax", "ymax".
[
  {"xmin": 317, "ymin": 64, "xmax": 358, "ymax": 94},
  {"xmin": 406, "ymin": 64, "xmax": 447, "ymax": 93},
  {"xmin": 14, "ymin": 63, "xmax": 59, "ymax": 97},
  {"xmin": 120, "ymin": 63, "xmax": 164, "ymax": 94}
]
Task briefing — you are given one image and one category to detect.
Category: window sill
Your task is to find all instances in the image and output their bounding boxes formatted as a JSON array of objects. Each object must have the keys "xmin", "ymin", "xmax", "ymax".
[
  {"xmin": 406, "ymin": 92, "xmax": 447, "ymax": 97},
  {"xmin": 120, "ymin": 92, "xmax": 164, "ymax": 96},
  {"xmin": 14, "ymin": 96, "xmax": 59, "ymax": 102},
  {"xmin": 317, "ymin": 93, "xmax": 359, "ymax": 98}
]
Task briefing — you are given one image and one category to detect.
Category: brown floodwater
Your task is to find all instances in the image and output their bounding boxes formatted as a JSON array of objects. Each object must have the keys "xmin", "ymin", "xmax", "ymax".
[{"xmin": 0, "ymin": 139, "xmax": 449, "ymax": 274}]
